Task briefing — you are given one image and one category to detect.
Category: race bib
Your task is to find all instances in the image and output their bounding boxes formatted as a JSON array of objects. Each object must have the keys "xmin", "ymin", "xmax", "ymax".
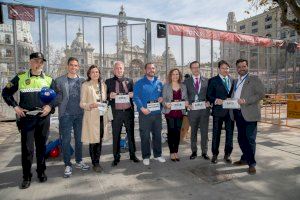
[
  {"xmin": 98, "ymin": 102, "xmax": 108, "ymax": 116},
  {"xmin": 222, "ymin": 99, "xmax": 240, "ymax": 109},
  {"xmin": 115, "ymin": 94, "xmax": 130, "ymax": 104},
  {"xmin": 191, "ymin": 101, "xmax": 206, "ymax": 110},
  {"xmin": 147, "ymin": 102, "xmax": 160, "ymax": 112},
  {"xmin": 171, "ymin": 101, "xmax": 185, "ymax": 110}
]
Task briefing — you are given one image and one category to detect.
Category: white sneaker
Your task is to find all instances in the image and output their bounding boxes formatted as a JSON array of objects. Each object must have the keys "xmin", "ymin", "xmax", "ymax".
[
  {"xmin": 64, "ymin": 166, "xmax": 72, "ymax": 178},
  {"xmin": 154, "ymin": 156, "xmax": 166, "ymax": 163},
  {"xmin": 75, "ymin": 161, "xmax": 90, "ymax": 171},
  {"xmin": 143, "ymin": 159, "xmax": 150, "ymax": 166}
]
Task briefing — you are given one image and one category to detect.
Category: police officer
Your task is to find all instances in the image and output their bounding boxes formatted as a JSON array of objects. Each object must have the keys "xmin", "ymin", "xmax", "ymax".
[{"xmin": 2, "ymin": 52, "xmax": 55, "ymax": 189}]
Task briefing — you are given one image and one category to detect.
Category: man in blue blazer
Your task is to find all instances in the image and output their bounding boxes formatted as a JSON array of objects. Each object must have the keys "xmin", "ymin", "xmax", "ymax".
[{"xmin": 207, "ymin": 60, "xmax": 234, "ymax": 164}]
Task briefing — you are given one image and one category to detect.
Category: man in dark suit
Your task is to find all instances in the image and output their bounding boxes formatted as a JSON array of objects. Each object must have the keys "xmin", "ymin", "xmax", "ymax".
[
  {"xmin": 184, "ymin": 61, "xmax": 210, "ymax": 160},
  {"xmin": 105, "ymin": 61, "xmax": 139, "ymax": 166},
  {"xmin": 207, "ymin": 60, "xmax": 234, "ymax": 164},
  {"xmin": 230, "ymin": 59, "xmax": 265, "ymax": 175}
]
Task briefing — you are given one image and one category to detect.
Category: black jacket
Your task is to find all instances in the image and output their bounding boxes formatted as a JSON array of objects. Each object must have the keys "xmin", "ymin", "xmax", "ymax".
[
  {"xmin": 206, "ymin": 75, "xmax": 234, "ymax": 117},
  {"xmin": 105, "ymin": 76, "xmax": 134, "ymax": 112}
]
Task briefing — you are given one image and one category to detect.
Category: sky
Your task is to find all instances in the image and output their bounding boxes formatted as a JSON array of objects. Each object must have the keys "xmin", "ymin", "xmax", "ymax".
[
  {"xmin": 1, "ymin": 0, "xmax": 269, "ymax": 64},
  {"xmin": 2, "ymin": 0, "xmax": 268, "ymax": 30}
]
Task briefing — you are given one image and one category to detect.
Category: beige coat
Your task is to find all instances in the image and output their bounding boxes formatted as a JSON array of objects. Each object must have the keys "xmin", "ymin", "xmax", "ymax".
[{"xmin": 80, "ymin": 80, "xmax": 109, "ymax": 144}]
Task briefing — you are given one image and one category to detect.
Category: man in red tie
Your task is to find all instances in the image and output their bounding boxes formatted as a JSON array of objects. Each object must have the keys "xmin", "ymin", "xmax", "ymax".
[{"xmin": 184, "ymin": 61, "xmax": 211, "ymax": 160}]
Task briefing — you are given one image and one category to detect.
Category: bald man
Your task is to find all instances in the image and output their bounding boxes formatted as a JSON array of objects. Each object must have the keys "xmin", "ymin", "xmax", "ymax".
[{"xmin": 105, "ymin": 61, "xmax": 140, "ymax": 166}]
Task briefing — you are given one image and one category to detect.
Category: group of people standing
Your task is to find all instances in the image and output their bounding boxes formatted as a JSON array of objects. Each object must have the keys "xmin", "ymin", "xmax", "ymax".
[{"xmin": 2, "ymin": 52, "xmax": 265, "ymax": 190}]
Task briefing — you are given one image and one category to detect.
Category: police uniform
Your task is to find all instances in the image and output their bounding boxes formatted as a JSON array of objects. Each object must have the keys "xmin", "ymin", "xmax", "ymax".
[{"xmin": 1, "ymin": 53, "xmax": 55, "ymax": 188}]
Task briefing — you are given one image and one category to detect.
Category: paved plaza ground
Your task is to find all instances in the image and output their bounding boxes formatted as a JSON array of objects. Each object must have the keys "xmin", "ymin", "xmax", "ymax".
[{"xmin": 0, "ymin": 117, "xmax": 299, "ymax": 200}]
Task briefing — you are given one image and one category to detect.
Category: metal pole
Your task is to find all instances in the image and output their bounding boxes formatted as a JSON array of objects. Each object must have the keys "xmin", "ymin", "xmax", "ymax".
[
  {"xmin": 99, "ymin": 17, "xmax": 102, "ymax": 68},
  {"xmin": 38, "ymin": 7, "xmax": 42, "ymax": 52},
  {"xmin": 266, "ymin": 47, "xmax": 270, "ymax": 92},
  {"xmin": 82, "ymin": 16, "xmax": 85, "ymax": 75},
  {"xmin": 12, "ymin": 19, "xmax": 18, "ymax": 74},
  {"xmin": 181, "ymin": 33, "xmax": 184, "ymax": 73},
  {"xmin": 65, "ymin": 14, "xmax": 67, "ymax": 53},
  {"xmin": 210, "ymin": 39, "xmax": 213, "ymax": 77},
  {"xmin": 146, "ymin": 19, "xmax": 152, "ymax": 63},
  {"xmin": 41, "ymin": 7, "xmax": 48, "ymax": 72},
  {"xmin": 285, "ymin": 47, "xmax": 288, "ymax": 93},
  {"xmin": 165, "ymin": 22, "xmax": 169, "ymax": 79}
]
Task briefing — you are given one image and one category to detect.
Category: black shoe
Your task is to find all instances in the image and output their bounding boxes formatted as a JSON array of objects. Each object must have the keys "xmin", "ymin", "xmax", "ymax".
[
  {"xmin": 224, "ymin": 155, "xmax": 232, "ymax": 163},
  {"xmin": 111, "ymin": 159, "xmax": 119, "ymax": 167},
  {"xmin": 38, "ymin": 172, "xmax": 47, "ymax": 183},
  {"xmin": 201, "ymin": 154, "xmax": 210, "ymax": 160},
  {"xmin": 190, "ymin": 152, "xmax": 197, "ymax": 160},
  {"xmin": 130, "ymin": 155, "xmax": 140, "ymax": 163},
  {"xmin": 20, "ymin": 179, "xmax": 31, "ymax": 189},
  {"xmin": 211, "ymin": 155, "xmax": 218, "ymax": 164}
]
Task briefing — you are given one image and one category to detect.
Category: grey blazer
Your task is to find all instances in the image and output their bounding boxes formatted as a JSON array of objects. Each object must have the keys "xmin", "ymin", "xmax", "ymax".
[
  {"xmin": 184, "ymin": 76, "xmax": 210, "ymax": 115},
  {"xmin": 184, "ymin": 76, "xmax": 209, "ymax": 104},
  {"xmin": 54, "ymin": 74, "xmax": 85, "ymax": 118},
  {"xmin": 162, "ymin": 83, "xmax": 188, "ymax": 114},
  {"xmin": 230, "ymin": 74, "xmax": 265, "ymax": 122}
]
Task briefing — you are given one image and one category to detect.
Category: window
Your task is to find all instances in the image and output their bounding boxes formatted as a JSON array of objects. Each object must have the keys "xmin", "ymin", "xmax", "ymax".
[
  {"xmin": 81, "ymin": 59, "xmax": 84, "ymax": 64},
  {"xmin": 290, "ymin": 30, "xmax": 296, "ymax": 37},
  {"xmin": 266, "ymin": 33, "xmax": 272, "ymax": 38},
  {"xmin": 6, "ymin": 49, "xmax": 12, "ymax": 57},
  {"xmin": 265, "ymin": 16, "xmax": 272, "ymax": 22},
  {"xmin": 252, "ymin": 28, "xmax": 258, "ymax": 33},
  {"xmin": 95, "ymin": 60, "xmax": 99, "ymax": 65},
  {"xmin": 265, "ymin": 24, "xmax": 272, "ymax": 29},
  {"xmin": 281, "ymin": 32, "xmax": 286, "ymax": 39},
  {"xmin": 252, "ymin": 21, "xmax": 258, "ymax": 26},
  {"xmin": 5, "ymin": 34, "xmax": 11, "ymax": 44},
  {"xmin": 240, "ymin": 25, "xmax": 245, "ymax": 30}
]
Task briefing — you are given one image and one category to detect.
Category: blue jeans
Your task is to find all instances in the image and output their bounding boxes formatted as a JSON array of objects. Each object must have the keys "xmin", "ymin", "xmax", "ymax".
[{"xmin": 59, "ymin": 114, "xmax": 83, "ymax": 166}]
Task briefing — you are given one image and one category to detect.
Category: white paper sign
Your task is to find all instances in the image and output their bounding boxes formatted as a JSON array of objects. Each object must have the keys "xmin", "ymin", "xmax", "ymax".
[
  {"xmin": 191, "ymin": 101, "xmax": 206, "ymax": 110},
  {"xmin": 115, "ymin": 94, "xmax": 130, "ymax": 104},
  {"xmin": 26, "ymin": 110, "xmax": 42, "ymax": 116},
  {"xmin": 147, "ymin": 102, "xmax": 160, "ymax": 112},
  {"xmin": 171, "ymin": 101, "xmax": 185, "ymax": 110},
  {"xmin": 222, "ymin": 99, "xmax": 240, "ymax": 109},
  {"xmin": 98, "ymin": 102, "xmax": 108, "ymax": 115}
]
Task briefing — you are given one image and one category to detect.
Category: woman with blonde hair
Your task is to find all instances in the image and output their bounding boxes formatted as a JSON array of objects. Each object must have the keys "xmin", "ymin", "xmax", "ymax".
[
  {"xmin": 80, "ymin": 65, "xmax": 109, "ymax": 172},
  {"xmin": 162, "ymin": 68, "xmax": 188, "ymax": 161}
]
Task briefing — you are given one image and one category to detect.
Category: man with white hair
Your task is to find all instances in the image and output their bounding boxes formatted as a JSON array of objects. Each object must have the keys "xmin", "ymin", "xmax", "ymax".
[{"xmin": 105, "ymin": 61, "xmax": 140, "ymax": 166}]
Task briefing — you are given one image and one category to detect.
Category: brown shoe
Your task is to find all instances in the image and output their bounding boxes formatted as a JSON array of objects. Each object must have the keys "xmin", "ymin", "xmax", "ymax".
[
  {"xmin": 248, "ymin": 166, "xmax": 256, "ymax": 175},
  {"xmin": 93, "ymin": 164, "xmax": 103, "ymax": 173},
  {"xmin": 233, "ymin": 160, "xmax": 247, "ymax": 166}
]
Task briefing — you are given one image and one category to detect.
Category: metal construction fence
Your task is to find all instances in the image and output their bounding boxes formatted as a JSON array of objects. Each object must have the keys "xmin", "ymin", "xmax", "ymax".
[{"xmin": 0, "ymin": 2, "xmax": 300, "ymax": 125}]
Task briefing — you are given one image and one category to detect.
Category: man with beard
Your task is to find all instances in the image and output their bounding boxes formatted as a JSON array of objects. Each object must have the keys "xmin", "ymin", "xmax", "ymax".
[
  {"xmin": 230, "ymin": 59, "xmax": 265, "ymax": 175},
  {"xmin": 2, "ymin": 52, "xmax": 55, "ymax": 189},
  {"xmin": 105, "ymin": 61, "xmax": 139, "ymax": 166},
  {"xmin": 133, "ymin": 63, "xmax": 166, "ymax": 166}
]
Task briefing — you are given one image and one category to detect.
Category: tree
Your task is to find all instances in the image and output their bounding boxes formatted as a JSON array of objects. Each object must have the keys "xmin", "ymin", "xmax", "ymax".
[{"xmin": 247, "ymin": 0, "xmax": 300, "ymax": 35}]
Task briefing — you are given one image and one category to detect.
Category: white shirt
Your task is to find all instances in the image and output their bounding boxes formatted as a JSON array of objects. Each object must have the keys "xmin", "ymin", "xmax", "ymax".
[
  {"xmin": 192, "ymin": 75, "xmax": 201, "ymax": 93},
  {"xmin": 234, "ymin": 73, "xmax": 248, "ymax": 99}
]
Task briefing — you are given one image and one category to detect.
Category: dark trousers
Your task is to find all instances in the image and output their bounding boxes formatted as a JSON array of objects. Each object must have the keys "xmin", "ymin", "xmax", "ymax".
[
  {"xmin": 89, "ymin": 116, "xmax": 104, "ymax": 166},
  {"xmin": 112, "ymin": 109, "xmax": 136, "ymax": 159},
  {"xmin": 233, "ymin": 110, "xmax": 257, "ymax": 167},
  {"xmin": 211, "ymin": 113, "xmax": 234, "ymax": 156},
  {"xmin": 139, "ymin": 113, "xmax": 162, "ymax": 159},
  {"xmin": 19, "ymin": 115, "xmax": 50, "ymax": 180},
  {"xmin": 188, "ymin": 110, "xmax": 209, "ymax": 154},
  {"xmin": 166, "ymin": 117, "xmax": 182, "ymax": 153}
]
